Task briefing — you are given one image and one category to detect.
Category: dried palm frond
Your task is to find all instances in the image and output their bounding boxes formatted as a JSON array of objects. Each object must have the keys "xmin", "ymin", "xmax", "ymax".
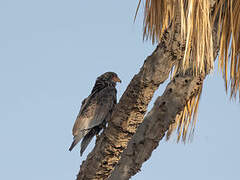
[
  {"xmin": 135, "ymin": 0, "xmax": 177, "ymax": 44},
  {"xmin": 137, "ymin": 0, "xmax": 240, "ymax": 99},
  {"xmin": 166, "ymin": 83, "xmax": 203, "ymax": 143},
  {"xmin": 180, "ymin": 0, "xmax": 214, "ymax": 75},
  {"xmin": 212, "ymin": 0, "xmax": 240, "ymax": 100},
  {"xmin": 137, "ymin": 0, "xmax": 214, "ymax": 75}
]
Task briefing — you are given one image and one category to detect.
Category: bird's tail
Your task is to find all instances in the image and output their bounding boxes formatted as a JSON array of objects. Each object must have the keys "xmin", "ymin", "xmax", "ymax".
[
  {"xmin": 69, "ymin": 131, "xmax": 86, "ymax": 151},
  {"xmin": 80, "ymin": 129, "xmax": 98, "ymax": 156}
]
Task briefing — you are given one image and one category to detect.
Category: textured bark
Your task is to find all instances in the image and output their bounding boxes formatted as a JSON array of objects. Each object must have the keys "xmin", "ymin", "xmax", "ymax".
[
  {"xmin": 77, "ymin": 18, "xmax": 184, "ymax": 180},
  {"xmin": 108, "ymin": 73, "xmax": 204, "ymax": 180}
]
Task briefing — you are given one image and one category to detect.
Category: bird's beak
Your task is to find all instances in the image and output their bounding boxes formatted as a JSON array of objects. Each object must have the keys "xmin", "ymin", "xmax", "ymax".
[{"xmin": 113, "ymin": 76, "xmax": 122, "ymax": 83}]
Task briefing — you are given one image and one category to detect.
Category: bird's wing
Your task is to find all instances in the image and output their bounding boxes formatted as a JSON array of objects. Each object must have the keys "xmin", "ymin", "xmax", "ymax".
[
  {"xmin": 72, "ymin": 86, "xmax": 116, "ymax": 136},
  {"xmin": 87, "ymin": 86, "xmax": 116, "ymax": 129},
  {"xmin": 72, "ymin": 96, "xmax": 98, "ymax": 136}
]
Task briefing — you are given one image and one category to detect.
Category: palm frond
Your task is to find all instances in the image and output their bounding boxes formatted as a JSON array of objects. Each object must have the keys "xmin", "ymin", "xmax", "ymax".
[
  {"xmin": 140, "ymin": 0, "xmax": 176, "ymax": 44},
  {"xmin": 212, "ymin": 0, "xmax": 240, "ymax": 100},
  {"xmin": 138, "ymin": 0, "xmax": 214, "ymax": 75},
  {"xmin": 137, "ymin": 0, "xmax": 240, "ymax": 99}
]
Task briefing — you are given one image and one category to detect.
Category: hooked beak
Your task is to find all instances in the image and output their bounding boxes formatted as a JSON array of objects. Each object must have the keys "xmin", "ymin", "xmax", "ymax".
[{"xmin": 112, "ymin": 76, "xmax": 122, "ymax": 83}]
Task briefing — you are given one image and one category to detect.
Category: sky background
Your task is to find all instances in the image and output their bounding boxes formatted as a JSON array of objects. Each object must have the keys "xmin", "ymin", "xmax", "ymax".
[{"xmin": 0, "ymin": 1, "xmax": 239, "ymax": 180}]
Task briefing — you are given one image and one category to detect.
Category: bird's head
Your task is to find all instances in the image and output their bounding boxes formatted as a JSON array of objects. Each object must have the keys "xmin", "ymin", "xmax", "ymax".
[{"xmin": 99, "ymin": 72, "xmax": 121, "ymax": 86}]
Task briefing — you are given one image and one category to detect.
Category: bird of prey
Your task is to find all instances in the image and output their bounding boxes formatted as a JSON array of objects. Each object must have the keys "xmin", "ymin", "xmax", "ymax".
[{"xmin": 69, "ymin": 72, "xmax": 121, "ymax": 156}]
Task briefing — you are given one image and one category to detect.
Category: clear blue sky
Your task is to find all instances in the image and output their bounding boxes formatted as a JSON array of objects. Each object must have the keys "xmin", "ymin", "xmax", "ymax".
[{"xmin": 0, "ymin": 1, "xmax": 239, "ymax": 179}]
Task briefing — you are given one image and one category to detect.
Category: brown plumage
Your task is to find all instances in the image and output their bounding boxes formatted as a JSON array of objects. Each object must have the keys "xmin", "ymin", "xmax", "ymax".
[{"xmin": 69, "ymin": 72, "xmax": 121, "ymax": 156}]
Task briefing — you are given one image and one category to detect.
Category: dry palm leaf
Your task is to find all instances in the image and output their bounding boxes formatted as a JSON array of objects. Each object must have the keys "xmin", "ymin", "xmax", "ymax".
[
  {"xmin": 212, "ymin": 0, "xmax": 240, "ymax": 100},
  {"xmin": 136, "ymin": 0, "xmax": 214, "ymax": 75},
  {"xmin": 137, "ymin": 0, "xmax": 240, "ymax": 99}
]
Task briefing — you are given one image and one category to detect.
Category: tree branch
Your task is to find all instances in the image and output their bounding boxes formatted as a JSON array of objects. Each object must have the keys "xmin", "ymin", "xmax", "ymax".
[
  {"xmin": 108, "ymin": 72, "xmax": 204, "ymax": 180},
  {"xmin": 77, "ymin": 18, "xmax": 185, "ymax": 180}
]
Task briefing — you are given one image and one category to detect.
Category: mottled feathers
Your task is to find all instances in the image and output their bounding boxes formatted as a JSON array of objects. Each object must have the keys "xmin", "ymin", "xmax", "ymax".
[{"xmin": 69, "ymin": 72, "xmax": 121, "ymax": 155}]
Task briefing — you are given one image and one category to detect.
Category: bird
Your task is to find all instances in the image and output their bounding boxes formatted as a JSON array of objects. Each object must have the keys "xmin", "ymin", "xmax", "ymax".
[{"xmin": 69, "ymin": 72, "xmax": 121, "ymax": 156}]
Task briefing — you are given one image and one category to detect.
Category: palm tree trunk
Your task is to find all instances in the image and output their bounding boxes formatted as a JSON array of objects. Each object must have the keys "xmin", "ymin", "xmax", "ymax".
[
  {"xmin": 108, "ymin": 19, "xmax": 219, "ymax": 180},
  {"xmin": 108, "ymin": 71, "xmax": 205, "ymax": 180},
  {"xmin": 77, "ymin": 16, "xmax": 184, "ymax": 180}
]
